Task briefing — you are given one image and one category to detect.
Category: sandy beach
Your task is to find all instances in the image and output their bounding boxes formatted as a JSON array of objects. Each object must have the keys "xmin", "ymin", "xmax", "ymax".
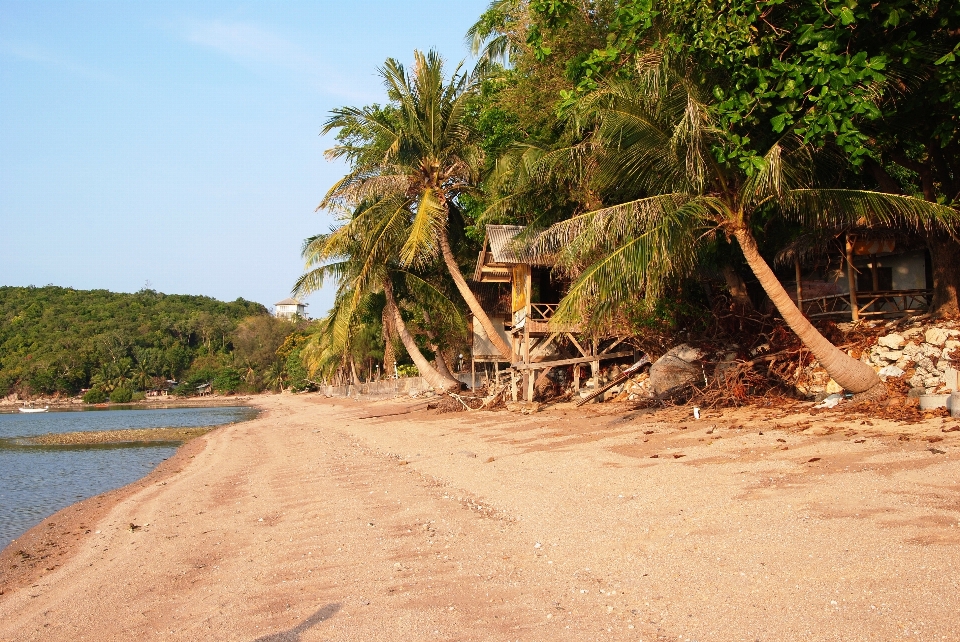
[{"xmin": 2, "ymin": 394, "xmax": 959, "ymax": 641}]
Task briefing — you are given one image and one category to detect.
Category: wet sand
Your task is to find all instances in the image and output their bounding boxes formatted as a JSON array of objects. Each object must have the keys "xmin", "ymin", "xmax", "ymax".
[{"xmin": 1, "ymin": 394, "xmax": 959, "ymax": 641}]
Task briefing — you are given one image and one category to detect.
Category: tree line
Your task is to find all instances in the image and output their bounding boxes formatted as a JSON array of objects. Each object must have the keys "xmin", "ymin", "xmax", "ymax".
[
  {"xmin": 0, "ymin": 286, "xmax": 311, "ymax": 400},
  {"xmin": 295, "ymin": 0, "xmax": 959, "ymax": 399}
]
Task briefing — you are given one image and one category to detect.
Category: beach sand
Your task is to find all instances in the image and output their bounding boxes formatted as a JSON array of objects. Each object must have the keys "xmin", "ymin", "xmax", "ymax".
[{"xmin": 1, "ymin": 394, "xmax": 959, "ymax": 640}]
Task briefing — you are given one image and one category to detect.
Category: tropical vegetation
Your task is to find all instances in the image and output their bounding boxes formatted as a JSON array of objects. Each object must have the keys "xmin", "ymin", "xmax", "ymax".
[{"xmin": 299, "ymin": 0, "xmax": 959, "ymax": 398}]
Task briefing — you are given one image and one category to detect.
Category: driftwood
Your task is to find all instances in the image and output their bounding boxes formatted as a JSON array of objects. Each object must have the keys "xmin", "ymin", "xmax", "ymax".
[
  {"xmin": 575, "ymin": 355, "xmax": 650, "ymax": 407},
  {"xmin": 357, "ymin": 402, "xmax": 433, "ymax": 419}
]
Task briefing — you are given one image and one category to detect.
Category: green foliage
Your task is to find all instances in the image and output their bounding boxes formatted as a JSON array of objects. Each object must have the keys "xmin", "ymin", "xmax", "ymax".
[
  {"xmin": 109, "ymin": 387, "xmax": 133, "ymax": 403},
  {"xmin": 212, "ymin": 368, "xmax": 242, "ymax": 394},
  {"xmin": 284, "ymin": 349, "xmax": 312, "ymax": 392},
  {"xmin": 397, "ymin": 364, "xmax": 420, "ymax": 378},
  {"xmin": 0, "ymin": 285, "xmax": 270, "ymax": 397},
  {"xmin": 82, "ymin": 388, "xmax": 107, "ymax": 404},
  {"xmin": 529, "ymin": 0, "xmax": 959, "ymax": 171}
]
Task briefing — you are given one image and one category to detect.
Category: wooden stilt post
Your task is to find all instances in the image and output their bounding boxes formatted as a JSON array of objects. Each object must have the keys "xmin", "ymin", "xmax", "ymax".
[
  {"xmin": 494, "ymin": 361, "xmax": 499, "ymax": 385},
  {"xmin": 510, "ymin": 369, "xmax": 517, "ymax": 402},
  {"xmin": 573, "ymin": 364, "xmax": 580, "ymax": 393},
  {"xmin": 471, "ymin": 358, "xmax": 475, "ymax": 390},
  {"xmin": 846, "ymin": 234, "xmax": 859, "ymax": 321}
]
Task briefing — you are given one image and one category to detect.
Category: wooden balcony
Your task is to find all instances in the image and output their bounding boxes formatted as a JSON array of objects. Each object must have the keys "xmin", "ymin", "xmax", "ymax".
[{"xmin": 520, "ymin": 303, "xmax": 583, "ymax": 335}]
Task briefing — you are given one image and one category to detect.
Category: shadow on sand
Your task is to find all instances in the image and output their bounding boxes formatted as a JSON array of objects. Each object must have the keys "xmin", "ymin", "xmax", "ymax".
[{"xmin": 251, "ymin": 603, "xmax": 341, "ymax": 641}]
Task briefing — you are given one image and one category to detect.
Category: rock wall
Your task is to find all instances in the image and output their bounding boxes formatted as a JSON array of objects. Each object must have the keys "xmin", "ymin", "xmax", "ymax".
[{"xmin": 860, "ymin": 325, "xmax": 959, "ymax": 394}]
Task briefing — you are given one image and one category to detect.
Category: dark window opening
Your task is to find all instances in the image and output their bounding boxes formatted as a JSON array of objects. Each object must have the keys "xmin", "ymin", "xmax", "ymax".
[{"xmin": 857, "ymin": 266, "xmax": 893, "ymax": 292}]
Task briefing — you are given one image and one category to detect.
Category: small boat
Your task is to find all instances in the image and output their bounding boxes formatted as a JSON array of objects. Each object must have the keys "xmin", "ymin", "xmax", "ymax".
[{"xmin": 19, "ymin": 406, "xmax": 49, "ymax": 413}]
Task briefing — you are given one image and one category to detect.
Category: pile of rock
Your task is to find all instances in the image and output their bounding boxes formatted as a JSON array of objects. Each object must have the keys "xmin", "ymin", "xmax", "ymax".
[{"xmin": 860, "ymin": 325, "xmax": 959, "ymax": 394}]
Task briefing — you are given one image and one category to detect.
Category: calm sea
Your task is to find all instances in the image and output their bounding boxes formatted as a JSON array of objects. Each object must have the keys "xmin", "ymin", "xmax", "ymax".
[{"xmin": 0, "ymin": 405, "xmax": 258, "ymax": 547}]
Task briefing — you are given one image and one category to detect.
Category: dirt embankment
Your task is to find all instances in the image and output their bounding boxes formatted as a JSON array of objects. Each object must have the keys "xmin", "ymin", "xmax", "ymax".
[{"xmin": 1, "ymin": 395, "xmax": 959, "ymax": 641}]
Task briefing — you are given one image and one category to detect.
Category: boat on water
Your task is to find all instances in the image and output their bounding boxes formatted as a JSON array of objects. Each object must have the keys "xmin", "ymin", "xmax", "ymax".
[{"xmin": 19, "ymin": 406, "xmax": 49, "ymax": 413}]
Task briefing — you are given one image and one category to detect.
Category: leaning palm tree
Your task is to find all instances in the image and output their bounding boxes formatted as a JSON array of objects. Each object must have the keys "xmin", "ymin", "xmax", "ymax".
[
  {"xmin": 319, "ymin": 50, "xmax": 515, "ymax": 361},
  {"xmin": 535, "ymin": 60, "xmax": 959, "ymax": 397},
  {"xmin": 294, "ymin": 201, "xmax": 461, "ymax": 393}
]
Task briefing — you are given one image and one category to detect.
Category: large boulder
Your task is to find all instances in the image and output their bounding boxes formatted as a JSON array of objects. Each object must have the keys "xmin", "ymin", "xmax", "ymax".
[{"xmin": 649, "ymin": 344, "xmax": 703, "ymax": 395}]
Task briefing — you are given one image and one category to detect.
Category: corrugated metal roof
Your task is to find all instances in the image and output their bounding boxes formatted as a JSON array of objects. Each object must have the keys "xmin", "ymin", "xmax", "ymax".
[
  {"xmin": 274, "ymin": 298, "xmax": 304, "ymax": 306},
  {"xmin": 486, "ymin": 225, "xmax": 528, "ymax": 264},
  {"xmin": 485, "ymin": 225, "xmax": 551, "ymax": 266}
]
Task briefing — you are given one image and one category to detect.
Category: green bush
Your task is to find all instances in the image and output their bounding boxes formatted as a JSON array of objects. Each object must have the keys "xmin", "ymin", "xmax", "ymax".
[
  {"xmin": 82, "ymin": 388, "xmax": 107, "ymax": 404},
  {"xmin": 130, "ymin": 391, "xmax": 146, "ymax": 402},
  {"xmin": 285, "ymin": 350, "xmax": 313, "ymax": 392},
  {"xmin": 212, "ymin": 368, "xmax": 242, "ymax": 394},
  {"xmin": 110, "ymin": 387, "xmax": 133, "ymax": 403},
  {"xmin": 397, "ymin": 364, "xmax": 420, "ymax": 378}
]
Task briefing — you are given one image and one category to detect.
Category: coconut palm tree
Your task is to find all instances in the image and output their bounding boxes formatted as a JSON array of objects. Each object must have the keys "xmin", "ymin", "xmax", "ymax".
[
  {"xmin": 319, "ymin": 50, "xmax": 515, "ymax": 361},
  {"xmin": 535, "ymin": 60, "xmax": 959, "ymax": 396},
  {"xmin": 294, "ymin": 201, "xmax": 461, "ymax": 393}
]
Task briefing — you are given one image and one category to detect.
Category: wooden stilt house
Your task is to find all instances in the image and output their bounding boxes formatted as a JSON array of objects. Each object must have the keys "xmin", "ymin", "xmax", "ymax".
[{"xmin": 472, "ymin": 225, "xmax": 637, "ymax": 401}]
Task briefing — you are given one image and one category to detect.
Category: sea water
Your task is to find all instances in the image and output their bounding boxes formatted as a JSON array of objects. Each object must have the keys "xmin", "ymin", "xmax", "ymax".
[{"xmin": 0, "ymin": 405, "xmax": 257, "ymax": 547}]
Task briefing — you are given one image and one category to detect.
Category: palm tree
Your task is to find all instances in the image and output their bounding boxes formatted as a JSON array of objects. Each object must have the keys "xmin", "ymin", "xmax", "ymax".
[
  {"xmin": 535, "ymin": 60, "xmax": 959, "ymax": 396},
  {"xmin": 294, "ymin": 201, "xmax": 461, "ymax": 393},
  {"xmin": 319, "ymin": 50, "xmax": 515, "ymax": 361}
]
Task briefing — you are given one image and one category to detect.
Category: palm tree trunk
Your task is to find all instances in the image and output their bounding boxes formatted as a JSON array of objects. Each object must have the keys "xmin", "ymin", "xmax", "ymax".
[
  {"xmin": 926, "ymin": 232, "xmax": 960, "ymax": 317},
  {"xmin": 383, "ymin": 278, "xmax": 460, "ymax": 392},
  {"xmin": 434, "ymin": 349, "xmax": 455, "ymax": 381},
  {"xmin": 438, "ymin": 226, "xmax": 515, "ymax": 360},
  {"xmin": 733, "ymin": 227, "xmax": 882, "ymax": 395},
  {"xmin": 381, "ymin": 306, "xmax": 396, "ymax": 377}
]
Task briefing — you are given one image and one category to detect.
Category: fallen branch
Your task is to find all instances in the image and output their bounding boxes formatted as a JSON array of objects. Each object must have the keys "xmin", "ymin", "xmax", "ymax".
[{"xmin": 575, "ymin": 355, "xmax": 650, "ymax": 407}]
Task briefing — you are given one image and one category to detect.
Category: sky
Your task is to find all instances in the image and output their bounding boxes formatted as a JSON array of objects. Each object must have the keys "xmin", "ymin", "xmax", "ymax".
[{"xmin": 0, "ymin": 0, "xmax": 489, "ymax": 316}]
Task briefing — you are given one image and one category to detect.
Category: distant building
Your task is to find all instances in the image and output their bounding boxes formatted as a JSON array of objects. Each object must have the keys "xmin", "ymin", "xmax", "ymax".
[{"xmin": 274, "ymin": 298, "xmax": 307, "ymax": 319}]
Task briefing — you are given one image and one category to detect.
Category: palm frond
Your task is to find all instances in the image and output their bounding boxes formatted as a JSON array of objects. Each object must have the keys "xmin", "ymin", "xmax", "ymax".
[{"xmin": 783, "ymin": 190, "xmax": 959, "ymax": 231}]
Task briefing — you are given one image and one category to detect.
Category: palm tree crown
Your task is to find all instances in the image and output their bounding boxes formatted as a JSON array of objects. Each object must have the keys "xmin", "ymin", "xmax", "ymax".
[{"xmin": 319, "ymin": 50, "xmax": 514, "ymax": 360}]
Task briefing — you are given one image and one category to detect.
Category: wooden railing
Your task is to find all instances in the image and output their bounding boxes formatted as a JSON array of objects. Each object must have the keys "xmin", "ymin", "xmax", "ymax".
[
  {"xmin": 530, "ymin": 303, "xmax": 560, "ymax": 321},
  {"xmin": 803, "ymin": 289, "xmax": 932, "ymax": 320}
]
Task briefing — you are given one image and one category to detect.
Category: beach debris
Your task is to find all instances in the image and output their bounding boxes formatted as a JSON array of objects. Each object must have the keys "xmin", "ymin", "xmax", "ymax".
[
  {"xmin": 128, "ymin": 523, "xmax": 141, "ymax": 532},
  {"xmin": 576, "ymin": 356, "xmax": 650, "ymax": 407},
  {"xmin": 943, "ymin": 425, "xmax": 960, "ymax": 432},
  {"xmin": 814, "ymin": 394, "xmax": 843, "ymax": 409},
  {"xmin": 807, "ymin": 457, "xmax": 821, "ymax": 463},
  {"xmin": 706, "ymin": 426, "xmax": 715, "ymax": 434},
  {"xmin": 693, "ymin": 407, "xmax": 701, "ymax": 420},
  {"xmin": 506, "ymin": 401, "xmax": 540, "ymax": 414}
]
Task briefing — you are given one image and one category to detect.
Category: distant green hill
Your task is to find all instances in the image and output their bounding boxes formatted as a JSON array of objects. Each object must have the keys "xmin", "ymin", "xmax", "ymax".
[{"xmin": 0, "ymin": 286, "xmax": 302, "ymax": 398}]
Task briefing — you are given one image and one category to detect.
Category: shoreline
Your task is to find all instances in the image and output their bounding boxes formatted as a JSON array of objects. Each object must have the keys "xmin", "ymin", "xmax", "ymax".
[
  {"xmin": 0, "ymin": 401, "xmax": 265, "ymax": 594},
  {"xmin": 1, "ymin": 394, "xmax": 959, "ymax": 640},
  {"xmin": 0, "ymin": 428, "xmax": 213, "ymax": 596},
  {"xmin": 0, "ymin": 394, "xmax": 261, "ymax": 413}
]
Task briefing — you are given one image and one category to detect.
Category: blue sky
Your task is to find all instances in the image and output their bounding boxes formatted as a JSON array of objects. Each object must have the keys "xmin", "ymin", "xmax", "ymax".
[{"xmin": 0, "ymin": 0, "xmax": 489, "ymax": 315}]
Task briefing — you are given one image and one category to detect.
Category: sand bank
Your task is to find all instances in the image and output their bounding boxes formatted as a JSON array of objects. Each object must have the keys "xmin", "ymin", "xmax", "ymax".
[
  {"xmin": 13, "ymin": 427, "xmax": 213, "ymax": 446},
  {"xmin": 1, "ymin": 394, "xmax": 959, "ymax": 640}
]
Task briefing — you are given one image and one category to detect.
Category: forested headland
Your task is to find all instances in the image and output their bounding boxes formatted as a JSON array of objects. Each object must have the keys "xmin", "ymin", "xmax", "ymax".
[{"xmin": 0, "ymin": 286, "xmax": 311, "ymax": 400}]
